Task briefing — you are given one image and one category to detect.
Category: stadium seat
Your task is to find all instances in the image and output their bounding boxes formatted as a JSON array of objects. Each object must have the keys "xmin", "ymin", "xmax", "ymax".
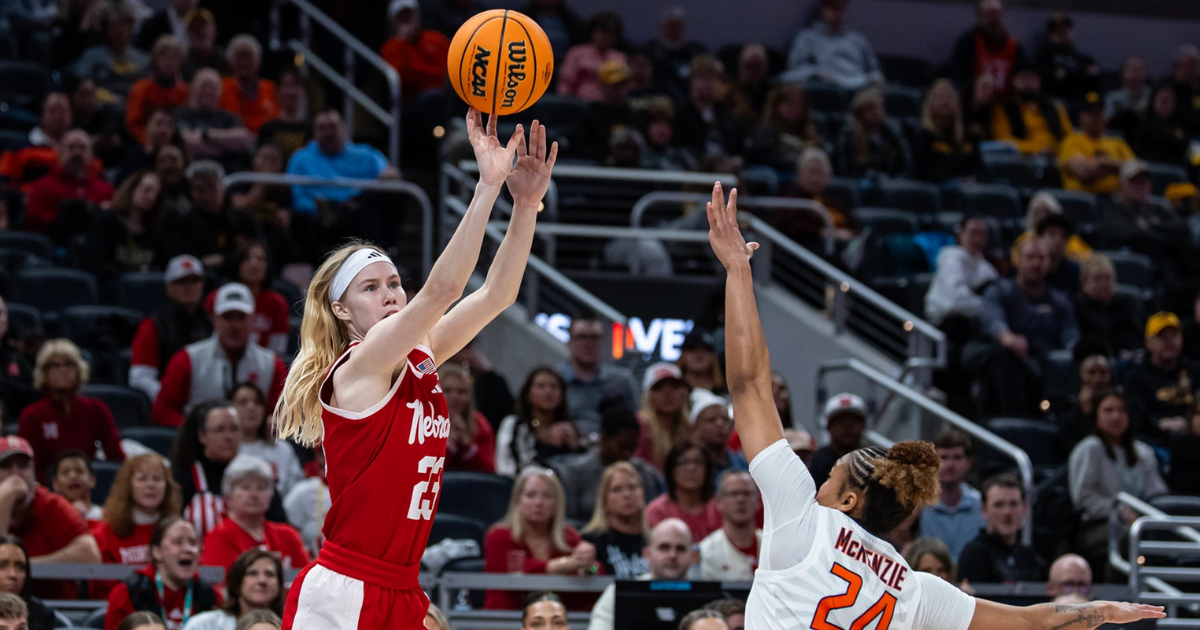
[
  {"xmin": 13, "ymin": 268, "xmax": 98, "ymax": 319},
  {"xmin": 428, "ymin": 513, "xmax": 487, "ymax": 548},
  {"xmin": 83, "ymin": 384, "xmax": 151, "ymax": 429},
  {"xmin": 801, "ymin": 81, "xmax": 848, "ymax": 113},
  {"xmin": 982, "ymin": 417, "xmax": 1063, "ymax": 469},
  {"xmin": 439, "ymin": 472, "xmax": 513, "ymax": 528},
  {"xmin": 878, "ymin": 55, "xmax": 932, "ymax": 88},
  {"xmin": 91, "ymin": 460, "xmax": 121, "ymax": 505},
  {"xmin": 1145, "ymin": 162, "xmax": 1188, "ymax": 195},
  {"xmin": 0, "ymin": 231, "xmax": 51, "ymax": 259},
  {"xmin": 981, "ymin": 153, "xmax": 1040, "ymax": 190},
  {"xmin": 440, "ymin": 555, "xmax": 487, "ymax": 609},
  {"xmin": 61, "ymin": 306, "xmax": 143, "ymax": 356},
  {"xmin": 1102, "ymin": 250, "xmax": 1155, "ymax": 290},
  {"xmin": 854, "ymin": 207, "xmax": 920, "ymax": 234},
  {"xmin": 6, "ymin": 302, "xmax": 40, "ymax": 336},
  {"xmin": 825, "ymin": 177, "xmax": 862, "ymax": 209},
  {"xmin": 1044, "ymin": 189, "xmax": 1098, "ymax": 231},
  {"xmin": 956, "ymin": 183, "xmax": 1023, "ymax": 224},
  {"xmin": 0, "ymin": 61, "xmax": 53, "ymax": 112},
  {"xmin": 0, "ymin": 246, "xmax": 49, "ymax": 272},
  {"xmin": 112, "ymin": 272, "xmax": 166, "ymax": 315},
  {"xmin": 1150, "ymin": 495, "xmax": 1200, "ymax": 516},
  {"xmin": 877, "ymin": 179, "xmax": 941, "ymax": 216},
  {"xmin": 0, "ymin": 129, "xmax": 27, "ymax": 153},
  {"xmin": 120, "ymin": 426, "xmax": 177, "ymax": 457},
  {"xmin": 883, "ymin": 86, "xmax": 922, "ymax": 119},
  {"xmin": 1041, "ymin": 349, "xmax": 1079, "ymax": 407},
  {"xmin": 81, "ymin": 606, "xmax": 107, "ymax": 629},
  {"xmin": 271, "ymin": 277, "xmax": 303, "ymax": 315}
]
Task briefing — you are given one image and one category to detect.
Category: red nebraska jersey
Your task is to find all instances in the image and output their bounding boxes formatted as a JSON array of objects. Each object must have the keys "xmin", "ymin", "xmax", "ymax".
[{"xmin": 318, "ymin": 342, "xmax": 448, "ymax": 568}]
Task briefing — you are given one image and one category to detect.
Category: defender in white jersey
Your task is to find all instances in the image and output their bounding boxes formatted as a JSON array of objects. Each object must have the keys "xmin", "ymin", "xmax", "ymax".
[{"xmin": 705, "ymin": 181, "xmax": 1164, "ymax": 630}]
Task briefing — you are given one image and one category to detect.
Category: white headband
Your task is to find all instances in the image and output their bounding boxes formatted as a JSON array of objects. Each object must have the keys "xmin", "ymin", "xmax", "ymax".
[{"xmin": 328, "ymin": 248, "xmax": 397, "ymax": 302}]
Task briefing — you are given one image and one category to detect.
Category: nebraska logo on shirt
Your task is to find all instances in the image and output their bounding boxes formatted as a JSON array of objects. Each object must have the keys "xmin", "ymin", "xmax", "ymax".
[
  {"xmin": 407, "ymin": 400, "xmax": 450, "ymax": 445},
  {"xmin": 42, "ymin": 422, "xmax": 58, "ymax": 439},
  {"xmin": 118, "ymin": 545, "xmax": 149, "ymax": 565}
]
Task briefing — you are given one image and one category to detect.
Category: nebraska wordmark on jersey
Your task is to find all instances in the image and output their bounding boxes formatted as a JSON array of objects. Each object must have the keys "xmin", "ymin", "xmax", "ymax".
[{"xmin": 745, "ymin": 440, "xmax": 976, "ymax": 630}]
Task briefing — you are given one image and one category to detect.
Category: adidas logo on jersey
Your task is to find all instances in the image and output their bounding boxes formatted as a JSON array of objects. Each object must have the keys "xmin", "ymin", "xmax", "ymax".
[{"xmin": 407, "ymin": 400, "xmax": 450, "ymax": 445}]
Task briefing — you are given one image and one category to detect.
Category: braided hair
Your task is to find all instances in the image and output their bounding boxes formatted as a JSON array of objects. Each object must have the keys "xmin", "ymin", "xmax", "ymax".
[{"xmin": 839, "ymin": 441, "xmax": 941, "ymax": 535}]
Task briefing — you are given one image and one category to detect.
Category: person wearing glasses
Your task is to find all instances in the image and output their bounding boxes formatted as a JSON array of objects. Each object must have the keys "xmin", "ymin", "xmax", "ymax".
[{"xmin": 561, "ymin": 314, "xmax": 639, "ymax": 439}]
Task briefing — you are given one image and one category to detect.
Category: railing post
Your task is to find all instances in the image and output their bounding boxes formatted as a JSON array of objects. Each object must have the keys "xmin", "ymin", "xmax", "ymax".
[
  {"xmin": 299, "ymin": 12, "xmax": 310, "ymax": 51},
  {"xmin": 830, "ymin": 281, "xmax": 849, "ymax": 334},
  {"xmin": 343, "ymin": 46, "xmax": 356, "ymax": 138},
  {"xmin": 524, "ymin": 267, "xmax": 540, "ymax": 320},
  {"xmin": 1129, "ymin": 517, "xmax": 1143, "ymax": 600}
]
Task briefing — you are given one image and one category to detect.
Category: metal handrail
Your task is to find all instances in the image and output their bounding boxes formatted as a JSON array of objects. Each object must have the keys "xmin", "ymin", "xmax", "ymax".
[
  {"xmin": 270, "ymin": 0, "xmax": 401, "ymax": 163},
  {"xmin": 816, "ymin": 357, "xmax": 1035, "ymax": 545},
  {"xmin": 1129, "ymin": 515, "xmax": 1200, "ymax": 617},
  {"xmin": 629, "ymin": 190, "xmax": 836, "ymax": 256},
  {"xmin": 222, "ymin": 172, "xmax": 433, "ymax": 280},
  {"xmin": 443, "ymin": 196, "xmax": 626, "ymax": 326},
  {"xmin": 747, "ymin": 216, "xmax": 946, "ymax": 371},
  {"xmin": 457, "ymin": 160, "xmax": 739, "ymax": 186},
  {"xmin": 32, "ymin": 563, "xmax": 224, "ymax": 583},
  {"xmin": 1109, "ymin": 493, "xmax": 1200, "ymax": 615}
]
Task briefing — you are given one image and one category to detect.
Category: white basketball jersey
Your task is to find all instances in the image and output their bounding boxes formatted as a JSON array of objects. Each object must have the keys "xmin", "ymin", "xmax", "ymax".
[{"xmin": 745, "ymin": 441, "xmax": 977, "ymax": 630}]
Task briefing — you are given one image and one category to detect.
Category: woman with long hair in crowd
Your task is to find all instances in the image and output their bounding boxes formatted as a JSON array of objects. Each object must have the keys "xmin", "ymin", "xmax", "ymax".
[
  {"xmin": 272, "ymin": 112, "xmax": 556, "ymax": 629},
  {"xmin": 634, "ymin": 362, "xmax": 691, "ymax": 470},
  {"xmin": 834, "ymin": 87, "xmax": 911, "ymax": 178},
  {"xmin": 484, "ymin": 467, "xmax": 600, "ymax": 610},
  {"xmin": 225, "ymin": 241, "xmax": 290, "ymax": 356},
  {"xmin": 747, "ymin": 83, "xmax": 823, "ymax": 172},
  {"xmin": 231, "ymin": 382, "xmax": 304, "ymax": 497},
  {"xmin": 0, "ymin": 535, "xmax": 59, "ymax": 630},
  {"xmin": 183, "ymin": 549, "xmax": 284, "ymax": 630},
  {"xmin": 106, "ymin": 517, "xmax": 219, "ymax": 630},
  {"xmin": 86, "ymin": 168, "xmax": 167, "ymax": 282},
  {"xmin": 18, "ymin": 338, "xmax": 124, "ymax": 481},
  {"xmin": 706, "ymin": 180, "xmax": 1162, "ymax": 630},
  {"xmin": 581, "ymin": 461, "xmax": 648, "ymax": 578},
  {"xmin": 117, "ymin": 612, "xmax": 167, "ymax": 630},
  {"xmin": 439, "ymin": 363, "xmax": 496, "ymax": 473},
  {"xmin": 93, "ymin": 454, "xmax": 183, "ymax": 598},
  {"xmin": 496, "ymin": 367, "xmax": 583, "ymax": 476},
  {"xmin": 676, "ymin": 330, "xmax": 725, "ymax": 395},
  {"xmin": 645, "ymin": 443, "xmax": 721, "ymax": 540},
  {"xmin": 911, "ymin": 79, "xmax": 981, "ymax": 184}
]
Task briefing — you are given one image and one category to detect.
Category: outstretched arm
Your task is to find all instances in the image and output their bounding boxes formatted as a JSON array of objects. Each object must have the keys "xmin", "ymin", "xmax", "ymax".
[
  {"xmin": 341, "ymin": 108, "xmax": 518, "ymax": 383},
  {"xmin": 430, "ymin": 120, "xmax": 559, "ymax": 363},
  {"xmin": 707, "ymin": 182, "xmax": 783, "ymax": 463},
  {"xmin": 969, "ymin": 599, "xmax": 1164, "ymax": 630}
]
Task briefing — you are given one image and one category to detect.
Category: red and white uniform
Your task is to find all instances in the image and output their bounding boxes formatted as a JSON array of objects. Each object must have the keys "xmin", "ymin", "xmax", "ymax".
[{"xmin": 284, "ymin": 342, "xmax": 448, "ymax": 630}]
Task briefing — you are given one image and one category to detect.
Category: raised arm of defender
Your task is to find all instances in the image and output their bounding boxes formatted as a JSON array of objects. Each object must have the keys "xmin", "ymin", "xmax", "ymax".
[
  {"xmin": 968, "ymin": 599, "xmax": 1163, "ymax": 630},
  {"xmin": 707, "ymin": 182, "xmax": 783, "ymax": 463}
]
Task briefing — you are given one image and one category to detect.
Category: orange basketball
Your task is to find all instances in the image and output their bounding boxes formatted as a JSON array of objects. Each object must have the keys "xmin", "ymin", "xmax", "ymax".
[{"xmin": 446, "ymin": 9, "xmax": 554, "ymax": 116}]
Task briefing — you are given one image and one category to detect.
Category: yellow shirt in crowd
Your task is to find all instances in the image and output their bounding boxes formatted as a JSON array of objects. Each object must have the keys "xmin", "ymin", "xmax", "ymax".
[
  {"xmin": 989, "ymin": 101, "xmax": 1074, "ymax": 156},
  {"xmin": 1057, "ymin": 132, "xmax": 1136, "ymax": 194}
]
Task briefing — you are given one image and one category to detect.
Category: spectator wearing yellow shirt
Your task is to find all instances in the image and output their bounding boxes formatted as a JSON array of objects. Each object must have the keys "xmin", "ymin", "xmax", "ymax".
[
  {"xmin": 1058, "ymin": 92, "xmax": 1135, "ymax": 194},
  {"xmin": 1010, "ymin": 191, "xmax": 1093, "ymax": 265},
  {"xmin": 990, "ymin": 63, "xmax": 1072, "ymax": 156}
]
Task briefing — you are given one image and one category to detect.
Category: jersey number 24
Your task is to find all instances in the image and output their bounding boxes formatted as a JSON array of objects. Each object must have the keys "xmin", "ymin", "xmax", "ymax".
[
  {"xmin": 812, "ymin": 562, "xmax": 898, "ymax": 630},
  {"xmin": 407, "ymin": 456, "xmax": 445, "ymax": 521}
]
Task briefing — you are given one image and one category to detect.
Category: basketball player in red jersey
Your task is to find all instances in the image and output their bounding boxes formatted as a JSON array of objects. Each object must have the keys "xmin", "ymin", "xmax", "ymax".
[{"xmin": 275, "ymin": 108, "xmax": 556, "ymax": 630}]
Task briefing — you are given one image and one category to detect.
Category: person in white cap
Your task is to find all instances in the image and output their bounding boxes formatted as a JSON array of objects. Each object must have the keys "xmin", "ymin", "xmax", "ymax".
[
  {"xmin": 634, "ymin": 361, "xmax": 690, "ymax": 469},
  {"xmin": 128, "ymin": 254, "xmax": 213, "ymax": 400},
  {"xmin": 807, "ymin": 392, "xmax": 868, "ymax": 487},
  {"xmin": 152, "ymin": 283, "xmax": 286, "ymax": 427},
  {"xmin": 689, "ymin": 388, "xmax": 746, "ymax": 479},
  {"xmin": 274, "ymin": 112, "xmax": 556, "ymax": 629},
  {"xmin": 380, "ymin": 0, "xmax": 450, "ymax": 105}
]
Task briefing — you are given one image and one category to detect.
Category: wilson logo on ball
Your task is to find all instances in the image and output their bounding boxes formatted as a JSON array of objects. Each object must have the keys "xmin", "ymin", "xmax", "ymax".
[{"xmin": 447, "ymin": 9, "xmax": 554, "ymax": 115}]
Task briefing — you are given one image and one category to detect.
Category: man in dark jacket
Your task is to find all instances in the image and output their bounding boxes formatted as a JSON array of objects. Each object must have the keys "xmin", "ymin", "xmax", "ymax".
[
  {"xmin": 1122, "ymin": 312, "xmax": 1196, "ymax": 446},
  {"xmin": 1074, "ymin": 254, "xmax": 1144, "ymax": 357},
  {"xmin": 676, "ymin": 55, "xmax": 741, "ymax": 160},
  {"xmin": 1098, "ymin": 160, "xmax": 1194, "ymax": 281},
  {"xmin": 128, "ymin": 255, "xmax": 213, "ymax": 401},
  {"xmin": 807, "ymin": 393, "xmax": 867, "ymax": 488},
  {"xmin": 1034, "ymin": 13, "xmax": 1099, "ymax": 102},
  {"xmin": 951, "ymin": 0, "xmax": 1027, "ymax": 108},
  {"xmin": 958, "ymin": 474, "xmax": 1047, "ymax": 584}
]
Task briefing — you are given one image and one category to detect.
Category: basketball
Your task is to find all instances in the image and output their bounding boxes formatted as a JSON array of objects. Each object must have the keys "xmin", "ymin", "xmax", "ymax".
[{"xmin": 446, "ymin": 9, "xmax": 554, "ymax": 116}]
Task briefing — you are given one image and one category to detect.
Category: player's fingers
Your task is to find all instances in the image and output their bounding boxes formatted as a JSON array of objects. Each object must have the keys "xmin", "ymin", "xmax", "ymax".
[
  {"xmin": 728, "ymin": 187, "xmax": 739, "ymax": 217},
  {"xmin": 530, "ymin": 120, "xmax": 542, "ymax": 160},
  {"xmin": 546, "ymin": 142, "xmax": 559, "ymax": 169},
  {"xmin": 487, "ymin": 112, "xmax": 499, "ymax": 137},
  {"xmin": 536, "ymin": 121, "xmax": 547, "ymax": 161},
  {"xmin": 466, "ymin": 108, "xmax": 477, "ymax": 136},
  {"xmin": 511, "ymin": 124, "xmax": 526, "ymax": 157},
  {"xmin": 711, "ymin": 182, "xmax": 723, "ymax": 216},
  {"xmin": 748, "ymin": 242, "xmax": 760, "ymax": 250}
]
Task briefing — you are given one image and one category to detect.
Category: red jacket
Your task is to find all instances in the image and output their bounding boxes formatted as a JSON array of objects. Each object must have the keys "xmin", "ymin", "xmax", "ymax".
[
  {"xmin": 380, "ymin": 31, "xmax": 451, "ymax": 105},
  {"xmin": 446, "ymin": 411, "xmax": 496, "ymax": 473},
  {"xmin": 90, "ymin": 520, "xmax": 156, "ymax": 600},
  {"xmin": 199, "ymin": 517, "xmax": 309, "ymax": 574},
  {"xmin": 15, "ymin": 487, "xmax": 90, "ymax": 599},
  {"xmin": 483, "ymin": 525, "xmax": 600, "ymax": 611},
  {"xmin": 151, "ymin": 340, "xmax": 287, "ymax": 427},
  {"xmin": 18, "ymin": 395, "xmax": 125, "ymax": 482},
  {"xmin": 24, "ymin": 164, "xmax": 114, "ymax": 234}
]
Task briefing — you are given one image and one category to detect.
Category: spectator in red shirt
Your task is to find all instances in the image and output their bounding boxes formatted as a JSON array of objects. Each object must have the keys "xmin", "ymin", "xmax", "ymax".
[
  {"xmin": 484, "ymin": 467, "xmax": 600, "ymax": 611},
  {"xmin": 558, "ymin": 11, "xmax": 627, "ymax": 103},
  {"xmin": 439, "ymin": 363, "xmax": 496, "ymax": 473},
  {"xmin": 0, "ymin": 436, "xmax": 101, "ymax": 578},
  {"xmin": 18, "ymin": 339, "xmax": 124, "ymax": 481},
  {"xmin": 380, "ymin": 0, "xmax": 451, "ymax": 106},
  {"xmin": 152, "ymin": 283, "xmax": 287, "ymax": 428},
  {"xmin": 48, "ymin": 449, "xmax": 102, "ymax": 524},
  {"xmin": 951, "ymin": 0, "xmax": 1027, "ymax": 108},
  {"xmin": 126, "ymin": 36, "xmax": 189, "ymax": 145},
  {"xmin": 105, "ymin": 517, "xmax": 220, "ymax": 630},
  {"xmin": 221, "ymin": 35, "xmax": 278, "ymax": 135},
  {"xmin": 129, "ymin": 255, "xmax": 212, "ymax": 401},
  {"xmin": 644, "ymin": 443, "xmax": 721, "ymax": 541},
  {"xmin": 199, "ymin": 455, "xmax": 308, "ymax": 574},
  {"xmin": 0, "ymin": 93, "xmax": 74, "ymax": 196},
  {"xmin": 182, "ymin": 549, "xmax": 284, "ymax": 629},
  {"xmin": 92, "ymin": 454, "xmax": 183, "ymax": 600},
  {"xmin": 24, "ymin": 129, "xmax": 114, "ymax": 235},
  {"xmin": 228, "ymin": 242, "xmax": 289, "ymax": 356}
]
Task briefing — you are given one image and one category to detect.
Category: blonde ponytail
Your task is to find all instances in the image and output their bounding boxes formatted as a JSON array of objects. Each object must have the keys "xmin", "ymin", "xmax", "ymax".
[{"xmin": 275, "ymin": 241, "xmax": 384, "ymax": 446}]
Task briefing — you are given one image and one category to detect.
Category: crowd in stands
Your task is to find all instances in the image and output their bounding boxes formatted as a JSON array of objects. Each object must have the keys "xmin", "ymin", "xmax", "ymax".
[{"xmin": 0, "ymin": 0, "xmax": 1191, "ymax": 627}]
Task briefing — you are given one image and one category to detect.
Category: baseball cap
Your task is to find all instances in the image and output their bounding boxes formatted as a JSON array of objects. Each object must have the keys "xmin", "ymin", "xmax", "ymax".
[
  {"xmin": 185, "ymin": 7, "xmax": 215, "ymax": 27},
  {"xmin": 1146, "ymin": 312, "xmax": 1181, "ymax": 338},
  {"xmin": 1080, "ymin": 91, "xmax": 1103, "ymax": 113},
  {"xmin": 822, "ymin": 393, "xmax": 867, "ymax": 427},
  {"xmin": 688, "ymin": 388, "xmax": 728, "ymax": 425},
  {"xmin": 642, "ymin": 362, "xmax": 684, "ymax": 391},
  {"xmin": 388, "ymin": 0, "xmax": 419, "ymax": 18},
  {"xmin": 0, "ymin": 436, "xmax": 33, "ymax": 464},
  {"xmin": 1120, "ymin": 159, "xmax": 1150, "ymax": 181},
  {"xmin": 214, "ymin": 283, "xmax": 255, "ymax": 316},
  {"xmin": 164, "ymin": 255, "xmax": 204, "ymax": 284},
  {"xmin": 598, "ymin": 59, "xmax": 631, "ymax": 85},
  {"xmin": 680, "ymin": 329, "xmax": 716, "ymax": 352},
  {"xmin": 784, "ymin": 428, "xmax": 817, "ymax": 453}
]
